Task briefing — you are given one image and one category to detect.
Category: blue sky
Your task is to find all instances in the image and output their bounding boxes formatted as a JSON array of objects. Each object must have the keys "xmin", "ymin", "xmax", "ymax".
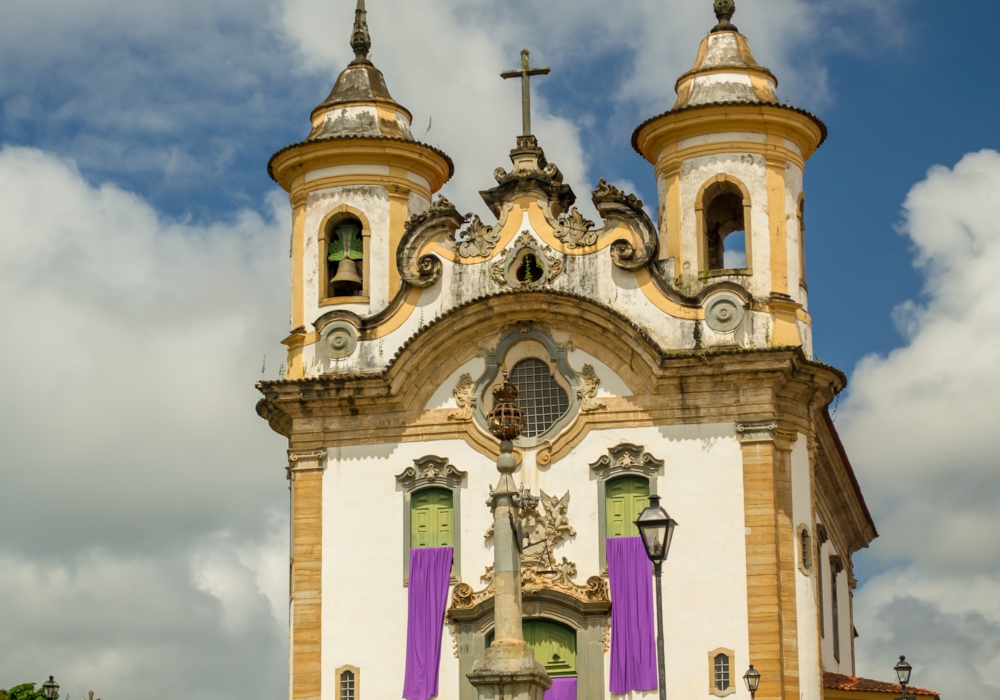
[{"xmin": 1, "ymin": 0, "xmax": 998, "ymax": 698}]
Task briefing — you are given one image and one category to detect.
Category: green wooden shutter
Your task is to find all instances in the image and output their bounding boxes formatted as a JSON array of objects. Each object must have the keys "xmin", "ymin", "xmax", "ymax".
[
  {"xmin": 411, "ymin": 488, "xmax": 454, "ymax": 548},
  {"xmin": 524, "ymin": 620, "xmax": 577, "ymax": 677},
  {"xmin": 605, "ymin": 476, "xmax": 650, "ymax": 538}
]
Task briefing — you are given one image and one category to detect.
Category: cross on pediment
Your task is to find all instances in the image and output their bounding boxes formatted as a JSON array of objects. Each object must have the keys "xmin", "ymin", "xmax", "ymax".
[{"xmin": 501, "ymin": 48, "xmax": 550, "ymax": 137}]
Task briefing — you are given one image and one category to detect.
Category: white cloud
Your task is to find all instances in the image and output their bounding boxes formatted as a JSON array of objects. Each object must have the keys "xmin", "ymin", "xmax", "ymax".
[
  {"xmin": 277, "ymin": 0, "xmax": 906, "ymax": 220},
  {"xmin": 840, "ymin": 150, "xmax": 1000, "ymax": 697},
  {"xmin": 0, "ymin": 145, "xmax": 290, "ymax": 696}
]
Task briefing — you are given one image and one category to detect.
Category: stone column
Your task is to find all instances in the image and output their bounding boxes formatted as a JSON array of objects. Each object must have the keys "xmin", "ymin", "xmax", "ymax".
[{"xmin": 467, "ymin": 377, "xmax": 551, "ymax": 700}]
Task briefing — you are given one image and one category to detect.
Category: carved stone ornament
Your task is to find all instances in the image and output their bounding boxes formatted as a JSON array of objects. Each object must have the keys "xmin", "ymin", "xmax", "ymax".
[
  {"xmin": 397, "ymin": 195, "xmax": 469, "ymax": 288},
  {"xmin": 590, "ymin": 179, "xmax": 658, "ymax": 271},
  {"xmin": 704, "ymin": 292, "xmax": 746, "ymax": 333},
  {"xmin": 320, "ymin": 321, "xmax": 358, "ymax": 359},
  {"xmin": 479, "ymin": 154, "xmax": 576, "ymax": 219},
  {"xmin": 576, "ymin": 364, "xmax": 606, "ymax": 412},
  {"xmin": 489, "ymin": 231, "xmax": 564, "ymax": 289},
  {"xmin": 553, "ymin": 207, "xmax": 598, "ymax": 249},
  {"xmin": 456, "ymin": 486, "xmax": 609, "ymax": 610},
  {"xmin": 712, "ymin": 0, "xmax": 739, "ymax": 33},
  {"xmin": 287, "ymin": 448, "xmax": 327, "ymax": 477},
  {"xmin": 447, "ymin": 373, "xmax": 477, "ymax": 421},
  {"xmin": 456, "ymin": 215, "xmax": 500, "ymax": 258},
  {"xmin": 395, "ymin": 455, "xmax": 468, "ymax": 491},
  {"xmin": 735, "ymin": 420, "xmax": 778, "ymax": 442},
  {"xmin": 589, "ymin": 442, "xmax": 664, "ymax": 481}
]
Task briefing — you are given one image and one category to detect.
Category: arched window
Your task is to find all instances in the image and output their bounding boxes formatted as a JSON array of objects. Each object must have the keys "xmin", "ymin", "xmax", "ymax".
[
  {"xmin": 708, "ymin": 648, "xmax": 735, "ymax": 696},
  {"xmin": 325, "ymin": 216, "xmax": 365, "ymax": 299},
  {"xmin": 714, "ymin": 653, "xmax": 730, "ymax": 690},
  {"xmin": 339, "ymin": 670, "xmax": 355, "ymax": 700},
  {"xmin": 509, "ymin": 358, "xmax": 570, "ymax": 438},
  {"xmin": 700, "ymin": 180, "xmax": 749, "ymax": 271},
  {"xmin": 410, "ymin": 488, "xmax": 454, "ymax": 549},
  {"xmin": 605, "ymin": 476, "xmax": 650, "ymax": 538}
]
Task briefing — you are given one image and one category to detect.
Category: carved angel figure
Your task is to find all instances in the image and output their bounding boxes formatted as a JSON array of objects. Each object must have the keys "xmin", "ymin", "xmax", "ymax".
[
  {"xmin": 540, "ymin": 490, "xmax": 576, "ymax": 543},
  {"xmin": 576, "ymin": 364, "xmax": 606, "ymax": 412},
  {"xmin": 448, "ymin": 373, "xmax": 477, "ymax": 421}
]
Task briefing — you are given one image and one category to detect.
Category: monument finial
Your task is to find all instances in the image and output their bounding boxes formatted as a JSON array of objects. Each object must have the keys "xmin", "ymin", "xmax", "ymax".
[
  {"xmin": 711, "ymin": 0, "xmax": 739, "ymax": 33},
  {"xmin": 350, "ymin": 0, "xmax": 371, "ymax": 62}
]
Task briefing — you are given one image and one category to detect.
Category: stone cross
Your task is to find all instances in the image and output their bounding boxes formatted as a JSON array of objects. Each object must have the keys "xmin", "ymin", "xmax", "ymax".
[{"xmin": 501, "ymin": 49, "xmax": 550, "ymax": 137}]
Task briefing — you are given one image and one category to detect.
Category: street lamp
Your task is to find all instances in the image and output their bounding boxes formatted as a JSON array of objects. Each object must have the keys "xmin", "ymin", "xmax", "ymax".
[
  {"xmin": 635, "ymin": 494, "xmax": 678, "ymax": 700},
  {"xmin": 895, "ymin": 656, "xmax": 913, "ymax": 700},
  {"xmin": 743, "ymin": 665, "xmax": 761, "ymax": 699},
  {"xmin": 41, "ymin": 676, "xmax": 60, "ymax": 700}
]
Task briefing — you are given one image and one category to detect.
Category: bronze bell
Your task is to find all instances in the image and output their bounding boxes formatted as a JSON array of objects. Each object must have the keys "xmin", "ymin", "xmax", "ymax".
[{"xmin": 331, "ymin": 258, "xmax": 362, "ymax": 294}]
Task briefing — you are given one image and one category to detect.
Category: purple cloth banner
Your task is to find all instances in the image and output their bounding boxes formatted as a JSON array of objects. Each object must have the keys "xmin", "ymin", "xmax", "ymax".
[
  {"xmin": 607, "ymin": 536, "xmax": 658, "ymax": 694},
  {"xmin": 402, "ymin": 546, "xmax": 452, "ymax": 700},
  {"xmin": 545, "ymin": 677, "xmax": 577, "ymax": 700}
]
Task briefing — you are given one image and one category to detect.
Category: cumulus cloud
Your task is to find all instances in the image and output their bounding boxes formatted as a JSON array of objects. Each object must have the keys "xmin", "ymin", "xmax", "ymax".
[
  {"xmin": 841, "ymin": 150, "xmax": 1000, "ymax": 697},
  {"xmin": 277, "ymin": 0, "xmax": 907, "ymax": 219},
  {"xmin": 0, "ymin": 146, "xmax": 290, "ymax": 696}
]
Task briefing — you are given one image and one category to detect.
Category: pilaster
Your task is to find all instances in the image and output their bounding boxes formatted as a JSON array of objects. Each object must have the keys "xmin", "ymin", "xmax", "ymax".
[
  {"xmin": 288, "ymin": 448, "xmax": 327, "ymax": 700},
  {"xmin": 738, "ymin": 420, "xmax": 800, "ymax": 700}
]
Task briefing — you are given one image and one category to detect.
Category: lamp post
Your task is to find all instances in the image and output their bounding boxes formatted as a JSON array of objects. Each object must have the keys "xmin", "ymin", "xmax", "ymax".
[
  {"xmin": 894, "ymin": 655, "xmax": 913, "ymax": 700},
  {"xmin": 743, "ymin": 665, "xmax": 761, "ymax": 699},
  {"xmin": 41, "ymin": 676, "xmax": 60, "ymax": 700},
  {"xmin": 634, "ymin": 494, "xmax": 678, "ymax": 700}
]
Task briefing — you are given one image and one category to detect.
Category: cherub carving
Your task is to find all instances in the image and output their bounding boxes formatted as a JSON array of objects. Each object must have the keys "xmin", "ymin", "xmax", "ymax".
[
  {"xmin": 576, "ymin": 364, "xmax": 606, "ymax": 412},
  {"xmin": 448, "ymin": 373, "xmax": 477, "ymax": 421}
]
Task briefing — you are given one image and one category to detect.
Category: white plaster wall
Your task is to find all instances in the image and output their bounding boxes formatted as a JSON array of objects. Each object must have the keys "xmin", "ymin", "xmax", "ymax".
[
  {"xmin": 678, "ymin": 152, "xmax": 772, "ymax": 297},
  {"xmin": 792, "ymin": 435, "xmax": 821, "ymax": 700},
  {"xmin": 817, "ymin": 530, "xmax": 851, "ymax": 674},
  {"xmin": 320, "ymin": 419, "xmax": 752, "ymax": 699}
]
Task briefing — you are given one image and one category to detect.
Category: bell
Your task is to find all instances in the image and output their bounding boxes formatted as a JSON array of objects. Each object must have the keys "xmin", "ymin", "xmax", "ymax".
[{"xmin": 330, "ymin": 258, "xmax": 362, "ymax": 294}]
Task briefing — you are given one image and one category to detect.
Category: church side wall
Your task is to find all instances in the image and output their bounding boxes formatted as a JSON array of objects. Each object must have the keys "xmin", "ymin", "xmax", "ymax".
[{"xmin": 792, "ymin": 435, "xmax": 821, "ymax": 700}]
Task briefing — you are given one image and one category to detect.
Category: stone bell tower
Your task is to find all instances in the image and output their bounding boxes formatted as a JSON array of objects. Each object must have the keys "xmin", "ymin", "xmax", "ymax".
[
  {"xmin": 633, "ymin": 0, "xmax": 824, "ymax": 352},
  {"xmin": 267, "ymin": 0, "xmax": 453, "ymax": 381}
]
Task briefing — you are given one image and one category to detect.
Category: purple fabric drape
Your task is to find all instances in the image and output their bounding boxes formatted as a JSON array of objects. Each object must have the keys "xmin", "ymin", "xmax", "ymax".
[
  {"xmin": 545, "ymin": 677, "xmax": 577, "ymax": 700},
  {"xmin": 402, "ymin": 546, "xmax": 452, "ymax": 700},
  {"xmin": 607, "ymin": 536, "xmax": 658, "ymax": 694}
]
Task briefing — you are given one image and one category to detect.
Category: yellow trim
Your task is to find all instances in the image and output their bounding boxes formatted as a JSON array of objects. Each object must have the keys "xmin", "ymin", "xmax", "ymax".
[
  {"xmin": 766, "ymin": 157, "xmax": 789, "ymax": 295},
  {"xmin": 317, "ymin": 205, "xmax": 373, "ymax": 305},
  {"xmin": 637, "ymin": 104, "xmax": 823, "ymax": 168},
  {"xmin": 634, "ymin": 268, "xmax": 703, "ymax": 320},
  {"xmin": 272, "ymin": 138, "xmax": 450, "ymax": 196},
  {"xmin": 294, "ymin": 172, "xmax": 431, "ymax": 206},
  {"xmin": 662, "ymin": 164, "xmax": 683, "ymax": 274},
  {"xmin": 708, "ymin": 648, "xmax": 737, "ymax": 697},
  {"xmin": 388, "ymin": 189, "xmax": 410, "ymax": 297}
]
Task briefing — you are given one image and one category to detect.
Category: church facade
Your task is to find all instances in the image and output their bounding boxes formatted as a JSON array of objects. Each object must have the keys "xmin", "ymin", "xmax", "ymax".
[{"xmin": 257, "ymin": 2, "xmax": 885, "ymax": 699}]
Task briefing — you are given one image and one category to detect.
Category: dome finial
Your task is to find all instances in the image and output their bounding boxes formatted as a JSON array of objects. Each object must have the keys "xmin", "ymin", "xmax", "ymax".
[
  {"xmin": 711, "ymin": 0, "xmax": 739, "ymax": 33},
  {"xmin": 350, "ymin": 0, "xmax": 371, "ymax": 62}
]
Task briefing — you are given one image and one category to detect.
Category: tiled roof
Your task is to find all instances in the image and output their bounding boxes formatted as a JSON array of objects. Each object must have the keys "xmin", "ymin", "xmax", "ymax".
[{"xmin": 824, "ymin": 672, "xmax": 939, "ymax": 698}]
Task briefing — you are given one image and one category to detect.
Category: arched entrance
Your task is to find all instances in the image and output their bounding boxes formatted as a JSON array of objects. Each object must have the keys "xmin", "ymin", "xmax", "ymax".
[{"xmin": 486, "ymin": 619, "xmax": 578, "ymax": 679}]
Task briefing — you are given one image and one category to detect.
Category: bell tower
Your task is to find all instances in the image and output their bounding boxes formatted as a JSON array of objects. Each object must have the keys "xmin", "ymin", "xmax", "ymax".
[
  {"xmin": 268, "ymin": 0, "xmax": 453, "ymax": 380},
  {"xmin": 632, "ymin": 0, "xmax": 825, "ymax": 351}
]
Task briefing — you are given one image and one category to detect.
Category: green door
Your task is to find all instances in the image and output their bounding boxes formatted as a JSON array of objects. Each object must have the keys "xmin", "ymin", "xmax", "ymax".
[
  {"xmin": 606, "ymin": 476, "xmax": 650, "ymax": 538},
  {"xmin": 411, "ymin": 488, "xmax": 454, "ymax": 548},
  {"xmin": 487, "ymin": 620, "xmax": 577, "ymax": 678}
]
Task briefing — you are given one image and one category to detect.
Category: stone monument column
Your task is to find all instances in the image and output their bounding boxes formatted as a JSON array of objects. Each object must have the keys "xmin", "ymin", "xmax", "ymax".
[{"xmin": 466, "ymin": 374, "xmax": 551, "ymax": 700}]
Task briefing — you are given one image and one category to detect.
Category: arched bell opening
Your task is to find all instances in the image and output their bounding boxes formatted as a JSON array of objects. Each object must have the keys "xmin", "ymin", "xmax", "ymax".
[
  {"xmin": 321, "ymin": 212, "xmax": 369, "ymax": 302},
  {"xmin": 695, "ymin": 175, "xmax": 753, "ymax": 276}
]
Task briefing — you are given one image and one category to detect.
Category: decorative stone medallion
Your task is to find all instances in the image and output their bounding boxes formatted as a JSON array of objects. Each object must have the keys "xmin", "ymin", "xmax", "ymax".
[
  {"xmin": 320, "ymin": 321, "xmax": 358, "ymax": 359},
  {"xmin": 704, "ymin": 292, "xmax": 746, "ymax": 333}
]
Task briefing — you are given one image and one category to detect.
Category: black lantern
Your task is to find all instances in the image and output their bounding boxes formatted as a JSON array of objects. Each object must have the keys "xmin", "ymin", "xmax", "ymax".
[
  {"xmin": 634, "ymin": 494, "xmax": 678, "ymax": 564},
  {"xmin": 743, "ymin": 665, "xmax": 761, "ymax": 699},
  {"xmin": 42, "ymin": 676, "xmax": 59, "ymax": 700},
  {"xmin": 895, "ymin": 655, "xmax": 912, "ymax": 694}
]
